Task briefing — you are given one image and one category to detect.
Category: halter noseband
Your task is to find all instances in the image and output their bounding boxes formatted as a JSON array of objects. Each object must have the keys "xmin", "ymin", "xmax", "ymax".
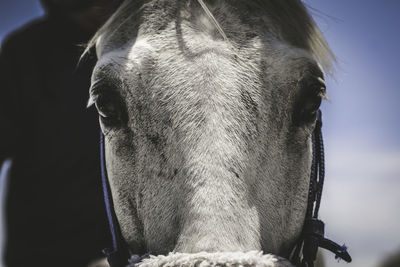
[{"xmin": 99, "ymin": 109, "xmax": 351, "ymax": 267}]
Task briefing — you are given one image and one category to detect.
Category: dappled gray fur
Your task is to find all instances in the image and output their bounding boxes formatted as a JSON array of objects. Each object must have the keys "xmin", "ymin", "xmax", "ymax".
[{"xmin": 88, "ymin": 0, "xmax": 333, "ymax": 262}]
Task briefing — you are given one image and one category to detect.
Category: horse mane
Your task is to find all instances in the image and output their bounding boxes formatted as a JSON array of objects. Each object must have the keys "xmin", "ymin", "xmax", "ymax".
[{"xmin": 85, "ymin": 0, "xmax": 335, "ymax": 74}]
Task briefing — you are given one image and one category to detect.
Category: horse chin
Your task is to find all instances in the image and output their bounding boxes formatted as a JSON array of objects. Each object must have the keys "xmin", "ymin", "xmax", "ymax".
[{"xmin": 130, "ymin": 251, "xmax": 294, "ymax": 267}]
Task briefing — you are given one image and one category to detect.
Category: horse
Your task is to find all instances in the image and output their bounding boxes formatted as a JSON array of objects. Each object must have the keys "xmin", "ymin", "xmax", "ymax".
[{"xmin": 85, "ymin": 0, "xmax": 338, "ymax": 266}]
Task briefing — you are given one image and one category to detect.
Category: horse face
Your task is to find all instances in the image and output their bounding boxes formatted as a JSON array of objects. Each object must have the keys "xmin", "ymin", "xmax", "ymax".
[{"xmin": 89, "ymin": 0, "xmax": 327, "ymax": 259}]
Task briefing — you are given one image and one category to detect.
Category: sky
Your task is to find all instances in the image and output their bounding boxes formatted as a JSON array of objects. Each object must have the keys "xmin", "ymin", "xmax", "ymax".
[
  {"xmin": 304, "ymin": 1, "xmax": 400, "ymax": 267},
  {"xmin": 0, "ymin": 1, "xmax": 399, "ymax": 267}
]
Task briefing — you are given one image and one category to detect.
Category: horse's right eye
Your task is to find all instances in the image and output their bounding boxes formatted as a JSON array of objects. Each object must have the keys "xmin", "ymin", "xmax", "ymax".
[{"xmin": 94, "ymin": 92, "xmax": 127, "ymax": 127}]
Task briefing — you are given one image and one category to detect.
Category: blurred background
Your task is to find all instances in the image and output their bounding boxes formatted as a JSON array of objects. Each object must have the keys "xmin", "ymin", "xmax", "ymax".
[
  {"xmin": 305, "ymin": 1, "xmax": 400, "ymax": 267},
  {"xmin": 0, "ymin": 1, "xmax": 399, "ymax": 267}
]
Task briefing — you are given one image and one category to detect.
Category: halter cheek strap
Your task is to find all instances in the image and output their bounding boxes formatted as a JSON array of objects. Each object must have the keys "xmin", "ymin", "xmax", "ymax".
[
  {"xmin": 100, "ymin": 133, "xmax": 130, "ymax": 267},
  {"xmin": 291, "ymin": 110, "xmax": 352, "ymax": 267}
]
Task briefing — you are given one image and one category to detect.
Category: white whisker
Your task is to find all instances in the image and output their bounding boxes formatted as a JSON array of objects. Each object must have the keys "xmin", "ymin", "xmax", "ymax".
[{"xmin": 197, "ymin": 0, "xmax": 229, "ymax": 42}]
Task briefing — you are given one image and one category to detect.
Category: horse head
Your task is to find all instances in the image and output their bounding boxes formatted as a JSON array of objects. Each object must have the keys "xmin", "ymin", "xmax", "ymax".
[{"xmin": 87, "ymin": 0, "xmax": 336, "ymax": 265}]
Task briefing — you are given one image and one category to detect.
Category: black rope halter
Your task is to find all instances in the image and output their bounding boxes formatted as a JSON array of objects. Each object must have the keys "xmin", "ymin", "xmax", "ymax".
[
  {"xmin": 100, "ymin": 109, "xmax": 352, "ymax": 267},
  {"xmin": 291, "ymin": 110, "xmax": 352, "ymax": 267}
]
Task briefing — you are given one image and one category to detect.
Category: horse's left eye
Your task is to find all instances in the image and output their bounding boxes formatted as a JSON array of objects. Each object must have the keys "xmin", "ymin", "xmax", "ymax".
[{"xmin": 293, "ymin": 78, "xmax": 326, "ymax": 124}]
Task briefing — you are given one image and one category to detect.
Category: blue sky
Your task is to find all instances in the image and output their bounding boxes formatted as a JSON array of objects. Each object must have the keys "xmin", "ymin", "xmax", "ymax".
[
  {"xmin": 1, "ymin": 1, "xmax": 399, "ymax": 267},
  {"xmin": 304, "ymin": 1, "xmax": 400, "ymax": 266},
  {"xmin": 303, "ymin": 0, "xmax": 400, "ymax": 150}
]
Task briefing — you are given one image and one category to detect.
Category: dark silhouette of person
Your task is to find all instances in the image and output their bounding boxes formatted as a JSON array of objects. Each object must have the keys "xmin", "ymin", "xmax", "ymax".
[{"xmin": 0, "ymin": 0, "xmax": 121, "ymax": 266}]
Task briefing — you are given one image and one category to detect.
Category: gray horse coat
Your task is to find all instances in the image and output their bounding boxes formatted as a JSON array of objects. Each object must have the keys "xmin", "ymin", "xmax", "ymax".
[{"xmin": 85, "ymin": 0, "xmax": 335, "ymax": 265}]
